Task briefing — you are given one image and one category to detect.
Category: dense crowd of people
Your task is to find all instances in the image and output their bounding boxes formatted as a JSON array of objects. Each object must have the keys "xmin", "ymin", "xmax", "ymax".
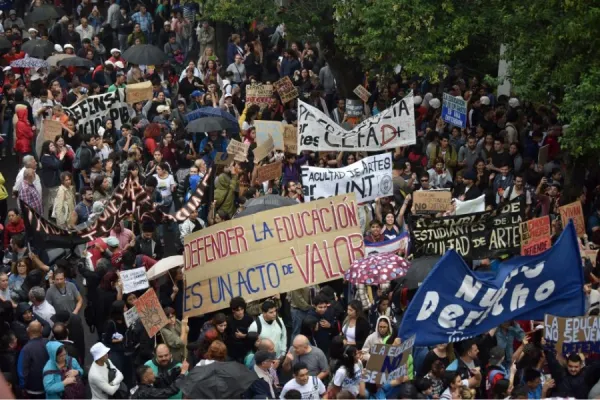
[{"xmin": 0, "ymin": 0, "xmax": 599, "ymax": 399}]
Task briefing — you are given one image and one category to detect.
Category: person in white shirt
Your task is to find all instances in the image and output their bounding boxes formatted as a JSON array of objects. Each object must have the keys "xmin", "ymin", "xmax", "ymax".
[
  {"xmin": 29, "ymin": 286, "xmax": 55, "ymax": 327},
  {"xmin": 31, "ymin": 92, "xmax": 55, "ymax": 129},
  {"xmin": 280, "ymin": 362, "xmax": 326, "ymax": 399},
  {"xmin": 13, "ymin": 155, "xmax": 42, "ymax": 198},
  {"xmin": 248, "ymin": 300, "xmax": 287, "ymax": 357},
  {"xmin": 89, "ymin": 342, "xmax": 124, "ymax": 399},
  {"xmin": 75, "ymin": 17, "xmax": 95, "ymax": 41},
  {"xmin": 179, "ymin": 208, "xmax": 205, "ymax": 244}
]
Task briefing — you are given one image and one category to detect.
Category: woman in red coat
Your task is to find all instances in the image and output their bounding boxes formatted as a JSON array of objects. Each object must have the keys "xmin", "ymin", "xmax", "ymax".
[{"xmin": 14, "ymin": 105, "xmax": 33, "ymax": 165}]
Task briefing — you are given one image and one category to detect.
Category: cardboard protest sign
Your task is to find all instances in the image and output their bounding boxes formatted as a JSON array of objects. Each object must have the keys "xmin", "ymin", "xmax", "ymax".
[
  {"xmin": 254, "ymin": 121, "xmax": 284, "ymax": 150},
  {"xmin": 283, "ymin": 125, "xmax": 298, "ymax": 154},
  {"xmin": 246, "ymin": 84, "xmax": 273, "ymax": 108},
  {"xmin": 256, "ymin": 162, "xmax": 282, "ymax": 182},
  {"xmin": 273, "ymin": 76, "xmax": 299, "ymax": 104},
  {"xmin": 410, "ymin": 196, "xmax": 523, "ymax": 259},
  {"xmin": 412, "ymin": 190, "xmax": 452, "ymax": 214},
  {"xmin": 126, "ymin": 81, "xmax": 153, "ymax": 104},
  {"xmin": 253, "ymin": 134, "xmax": 274, "ymax": 164},
  {"xmin": 545, "ymin": 314, "xmax": 600, "ymax": 355},
  {"xmin": 538, "ymin": 145, "xmax": 549, "ymax": 166},
  {"xmin": 346, "ymin": 99, "xmax": 364, "ymax": 117},
  {"xmin": 183, "ymin": 194, "xmax": 364, "ymax": 317},
  {"xmin": 124, "ymin": 306, "xmax": 140, "ymax": 327},
  {"xmin": 134, "ymin": 288, "xmax": 169, "ymax": 337},
  {"xmin": 227, "ymin": 139, "xmax": 249, "ymax": 162},
  {"xmin": 559, "ymin": 202, "xmax": 585, "ymax": 237},
  {"xmin": 400, "ymin": 224, "xmax": 585, "ymax": 346},
  {"xmin": 441, "ymin": 93, "xmax": 467, "ymax": 128},
  {"xmin": 365, "ymin": 233, "xmax": 410, "ymax": 256},
  {"xmin": 363, "ymin": 336, "xmax": 415, "ymax": 384},
  {"xmin": 298, "ymin": 92, "xmax": 416, "ymax": 152},
  {"xmin": 43, "ymin": 120, "xmax": 62, "ymax": 141},
  {"xmin": 354, "ymin": 85, "xmax": 371, "ymax": 103},
  {"xmin": 120, "ymin": 267, "xmax": 150, "ymax": 294},
  {"xmin": 64, "ymin": 89, "xmax": 132, "ymax": 136},
  {"xmin": 301, "ymin": 153, "xmax": 393, "ymax": 203},
  {"xmin": 215, "ymin": 152, "xmax": 235, "ymax": 165},
  {"xmin": 520, "ymin": 216, "xmax": 551, "ymax": 256}
]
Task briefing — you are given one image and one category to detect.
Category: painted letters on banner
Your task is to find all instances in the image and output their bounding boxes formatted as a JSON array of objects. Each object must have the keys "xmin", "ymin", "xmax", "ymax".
[
  {"xmin": 301, "ymin": 153, "xmax": 393, "ymax": 203},
  {"xmin": 124, "ymin": 306, "xmax": 140, "ymax": 327},
  {"xmin": 120, "ymin": 267, "xmax": 150, "ymax": 294},
  {"xmin": 354, "ymin": 85, "xmax": 371, "ymax": 103},
  {"xmin": 298, "ymin": 92, "xmax": 415, "ymax": 152},
  {"xmin": 246, "ymin": 84, "xmax": 273, "ymax": 108},
  {"xmin": 520, "ymin": 216, "xmax": 551, "ymax": 256},
  {"xmin": 183, "ymin": 194, "xmax": 365, "ymax": 317},
  {"xmin": 559, "ymin": 201, "xmax": 586, "ymax": 237},
  {"xmin": 363, "ymin": 336, "xmax": 415, "ymax": 384},
  {"xmin": 64, "ymin": 89, "xmax": 132, "ymax": 136},
  {"xmin": 256, "ymin": 162, "xmax": 282, "ymax": 183},
  {"xmin": 441, "ymin": 93, "xmax": 467, "ymax": 128},
  {"xmin": 411, "ymin": 197, "xmax": 523, "ymax": 259},
  {"xmin": 134, "ymin": 288, "xmax": 169, "ymax": 338},
  {"xmin": 399, "ymin": 223, "xmax": 585, "ymax": 345},
  {"xmin": 545, "ymin": 314, "xmax": 600, "ymax": 355}
]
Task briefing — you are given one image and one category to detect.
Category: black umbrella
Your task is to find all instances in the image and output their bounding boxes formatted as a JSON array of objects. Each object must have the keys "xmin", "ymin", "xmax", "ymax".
[
  {"xmin": 394, "ymin": 256, "xmax": 441, "ymax": 290},
  {"xmin": 186, "ymin": 117, "xmax": 237, "ymax": 133},
  {"xmin": 57, "ymin": 56, "xmax": 96, "ymax": 68},
  {"xmin": 177, "ymin": 361, "xmax": 258, "ymax": 399},
  {"xmin": 22, "ymin": 39, "xmax": 54, "ymax": 59},
  {"xmin": 25, "ymin": 5, "xmax": 63, "ymax": 24},
  {"xmin": 122, "ymin": 44, "xmax": 167, "ymax": 65},
  {"xmin": 0, "ymin": 36, "xmax": 12, "ymax": 51},
  {"xmin": 234, "ymin": 195, "xmax": 298, "ymax": 218}
]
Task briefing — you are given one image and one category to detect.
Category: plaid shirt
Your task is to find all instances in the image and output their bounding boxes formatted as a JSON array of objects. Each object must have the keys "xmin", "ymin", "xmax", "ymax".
[
  {"xmin": 19, "ymin": 181, "xmax": 42, "ymax": 216},
  {"xmin": 131, "ymin": 11, "xmax": 153, "ymax": 33}
]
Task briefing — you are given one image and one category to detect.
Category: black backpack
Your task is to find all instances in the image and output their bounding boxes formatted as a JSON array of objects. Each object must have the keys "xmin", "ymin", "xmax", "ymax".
[{"xmin": 254, "ymin": 316, "xmax": 284, "ymax": 338}]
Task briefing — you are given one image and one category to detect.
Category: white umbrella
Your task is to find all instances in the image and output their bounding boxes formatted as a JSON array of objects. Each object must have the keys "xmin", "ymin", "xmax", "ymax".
[{"xmin": 146, "ymin": 255, "xmax": 184, "ymax": 280}]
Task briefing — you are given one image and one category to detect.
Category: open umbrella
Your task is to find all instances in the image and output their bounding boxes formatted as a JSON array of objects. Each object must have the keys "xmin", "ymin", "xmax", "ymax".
[
  {"xmin": 177, "ymin": 361, "xmax": 258, "ymax": 399},
  {"xmin": 345, "ymin": 253, "xmax": 410, "ymax": 285},
  {"xmin": 57, "ymin": 56, "xmax": 95, "ymax": 68},
  {"xmin": 22, "ymin": 40, "xmax": 54, "ymax": 59},
  {"xmin": 0, "ymin": 36, "xmax": 12, "ymax": 51},
  {"xmin": 394, "ymin": 256, "xmax": 441, "ymax": 290},
  {"xmin": 46, "ymin": 54, "xmax": 75, "ymax": 67},
  {"xmin": 186, "ymin": 107, "xmax": 239, "ymax": 133},
  {"xmin": 186, "ymin": 116, "xmax": 238, "ymax": 133},
  {"xmin": 146, "ymin": 255, "xmax": 183, "ymax": 280},
  {"xmin": 234, "ymin": 195, "xmax": 298, "ymax": 218},
  {"xmin": 25, "ymin": 5, "xmax": 63, "ymax": 24},
  {"xmin": 10, "ymin": 57, "xmax": 48, "ymax": 69},
  {"xmin": 122, "ymin": 44, "xmax": 167, "ymax": 65}
]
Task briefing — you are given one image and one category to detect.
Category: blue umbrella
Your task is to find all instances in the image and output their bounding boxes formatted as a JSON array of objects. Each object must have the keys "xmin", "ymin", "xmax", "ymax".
[
  {"xmin": 185, "ymin": 107, "xmax": 239, "ymax": 133},
  {"xmin": 10, "ymin": 57, "xmax": 49, "ymax": 69}
]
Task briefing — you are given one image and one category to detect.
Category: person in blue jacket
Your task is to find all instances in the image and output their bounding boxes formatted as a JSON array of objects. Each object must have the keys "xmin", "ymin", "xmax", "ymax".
[{"xmin": 42, "ymin": 341, "xmax": 84, "ymax": 399}]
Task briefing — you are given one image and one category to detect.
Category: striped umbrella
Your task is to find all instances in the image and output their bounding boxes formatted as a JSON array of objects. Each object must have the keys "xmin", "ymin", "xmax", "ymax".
[{"xmin": 10, "ymin": 57, "xmax": 49, "ymax": 69}]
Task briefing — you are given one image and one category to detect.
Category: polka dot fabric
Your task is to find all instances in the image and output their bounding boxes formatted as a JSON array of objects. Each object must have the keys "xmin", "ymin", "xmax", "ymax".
[{"xmin": 344, "ymin": 253, "xmax": 410, "ymax": 285}]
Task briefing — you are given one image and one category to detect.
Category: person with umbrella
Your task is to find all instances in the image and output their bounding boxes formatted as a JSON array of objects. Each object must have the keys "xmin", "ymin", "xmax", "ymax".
[{"xmin": 132, "ymin": 362, "xmax": 189, "ymax": 399}]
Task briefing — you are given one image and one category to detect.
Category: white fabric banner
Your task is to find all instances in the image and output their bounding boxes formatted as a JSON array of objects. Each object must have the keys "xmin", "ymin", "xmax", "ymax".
[
  {"xmin": 301, "ymin": 153, "xmax": 393, "ymax": 203},
  {"xmin": 120, "ymin": 267, "xmax": 150, "ymax": 294},
  {"xmin": 64, "ymin": 89, "xmax": 133, "ymax": 136},
  {"xmin": 454, "ymin": 195, "xmax": 486, "ymax": 215},
  {"xmin": 297, "ymin": 92, "xmax": 416, "ymax": 151}
]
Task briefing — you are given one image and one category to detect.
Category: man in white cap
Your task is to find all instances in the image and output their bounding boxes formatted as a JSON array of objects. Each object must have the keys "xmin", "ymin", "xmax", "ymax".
[
  {"xmin": 64, "ymin": 44, "xmax": 76, "ymax": 55},
  {"xmin": 53, "ymin": 44, "xmax": 63, "ymax": 54},
  {"xmin": 28, "ymin": 27, "xmax": 39, "ymax": 40},
  {"xmin": 88, "ymin": 342, "xmax": 124, "ymax": 399},
  {"xmin": 108, "ymin": 48, "xmax": 123, "ymax": 64}
]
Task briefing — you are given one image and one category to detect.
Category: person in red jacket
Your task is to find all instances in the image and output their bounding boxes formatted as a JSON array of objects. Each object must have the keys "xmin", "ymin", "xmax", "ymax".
[
  {"xmin": 3, "ymin": 209, "xmax": 25, "ymax": 250},
  {"xmin": 14, "ymin": 105, "xmax": 33, "ymax": 165}
]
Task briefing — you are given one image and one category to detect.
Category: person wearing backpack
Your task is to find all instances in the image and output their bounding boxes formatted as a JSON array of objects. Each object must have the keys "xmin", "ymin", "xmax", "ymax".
[
  {"xmin": 42, "ymin": 341, "xmax": 85, "ymax": 399},
  {"xmin": 485, "ymin": 346, "xmax": 509, "ymax": 398},
  {"xmin": 73, "ymin": 134, "xmax": 97, "ymax": 190},
  {"xmin": 248, "ymin": 300, "xmax": 287, "ymax": 358}
]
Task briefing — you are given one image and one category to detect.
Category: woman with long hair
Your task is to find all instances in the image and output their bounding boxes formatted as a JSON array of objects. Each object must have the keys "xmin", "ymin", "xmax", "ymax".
[
  {"xmin": 203, "ymin": 59, "xmax": 221, "ymax": 86},
  {"xmin": 199, "ymin": 46, "xmax": 220, "ymax": 72},
  {"xmin": 9, "ymin": 258, "xmax": 33, "ymax": 294},
  {"xmin": 92, "ymin": 175, "xmax": 110, "ymax": 203},
  {"xmin": 341, "ymin": 300, "xmax": 370, "ymax": 349},
  {"xmin": 328, "ymin": 345, "xmax": 366, "ymax": 398},
  {"xmin": 54, "ymin": 135, "xmax": 75, "ymax": 171},
  {"xmin": 95, "ymin": 272, "xmax": 123, "ymax": 341},
  {"xmin": 440, "ymin": 371, "xmax": 463, "ymax": 399},
  {"xmin": 52, "ymin": 172, "xmax": 76, "ymax": 229}
]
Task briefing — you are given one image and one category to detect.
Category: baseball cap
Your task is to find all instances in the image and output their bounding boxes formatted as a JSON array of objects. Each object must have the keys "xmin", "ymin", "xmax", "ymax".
[
  {"xmin": 90, "ymin": 342, "xmax": 111, "ymax": 362},
  {"xmin": 191, "ymin": 90, "xmax": 202, "ymax": 97},
  {"xmin": 28, "ymin": 28, "xmax": 38, "ymax": 33},
  {"xmin": 64, "ymin": 44, "xmax": 74, "ymax": 50},
  {"xmin": 105, "ymin": 236, "xmax": 119, "ymax": 248},
  {"xmin": 115, "ymin": 71, "xmax": 125, "ymax": 77},
  {"xmin": 114, "ymin": 61, "xmax": 124, "ymax": 69},
  {"xmin": 463, "ymin": 170, "xmax": 476, "ymax": 181},
  {"xmin": 488, "ymin": 346, "xmax": 505, "ymax": 365},
  {"xmin": 254, "ymin": 350, "xmax": 277, "ymax": 365},
  {"xmin": 9, "ymin": 10, "xmax": 16, "ymax": 15}
]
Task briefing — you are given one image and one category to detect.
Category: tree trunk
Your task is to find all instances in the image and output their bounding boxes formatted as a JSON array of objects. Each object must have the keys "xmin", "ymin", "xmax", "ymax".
[{"xmin": 319, "ymin": 30, "xmax": 363, "ymax": 99}]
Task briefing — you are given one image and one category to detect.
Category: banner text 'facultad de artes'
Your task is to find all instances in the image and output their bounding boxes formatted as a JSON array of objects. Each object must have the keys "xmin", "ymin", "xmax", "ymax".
[{"xmin": 182, "ymin": 194, "xmax": 365, "ymax": 317}]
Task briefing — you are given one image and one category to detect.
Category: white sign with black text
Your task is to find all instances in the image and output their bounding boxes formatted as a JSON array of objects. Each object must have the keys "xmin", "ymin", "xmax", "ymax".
[{"xmin": 120, "ymin": 267, "xmax": 150, "ymax": 294}]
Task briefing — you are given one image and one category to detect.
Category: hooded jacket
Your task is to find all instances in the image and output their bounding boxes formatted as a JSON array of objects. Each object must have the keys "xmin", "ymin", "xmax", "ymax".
[
  {"xmin": 11, "ymin": 302, "xmax": 51, "ymax": 345},
  {"xmin": 42, "ymin": 341, "xmax": 84, "ymax": 399},
  {"xmin": 14, "ymin": 106, "xmax": 33, "ymax": 154},
  {"xmin": 214, "ymin": 172, "xmax": 238, "ymax": 218},
  {"xmin": 361, "ymin": 316, "xmax": 396, "ymax": 362}
]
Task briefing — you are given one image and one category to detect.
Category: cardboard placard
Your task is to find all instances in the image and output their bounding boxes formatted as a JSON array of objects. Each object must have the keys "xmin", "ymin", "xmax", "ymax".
[
  {"xmin": 538, "ymin": 145, "xmax": 549, "ymax": 166},
  {"xmin": 363, "ymin": 336, "xmax": 415, "ymax": 384},
  {"xmin": 183, "ymin": 194, "xmax": 364, "ymax": 317},
  {"xmin": 283, "ymin": 125, "xmax": 298, "ymax": 154},
  {"xmin": 120, "ymin": 267, "xmax": 150, "ymax": 294},
  {"xmin": 43, "ymin": 119, "xmax": 62, "ymax": 141},
  {"xmin": 559, "ymin": 202, "xmax": 585, "ymax": 237},
  {"xmin": 134, "ymin": 288, "xmax": 169, "ymax": 338},
  {"xmin": 441, "ymin": 93, "xmax": 467, "ymax": 128},
  {"xmin": 227, "ymin": 139, "xmax": 249, "ymax": 162},
  {"xmin": 353, "ymin": 85, "xmax": 371, "ymax": 103},
  {"xmin": 126, "ymin": 81, "xmax": 153, "ymax": 105},
  {"xmin": 253, "ymin": 134, "xmax": 274, "ymax": 164},
  {"xmin": 254, "ymin": 120, "xmax": 284, "ymax": 150},
  {"xmin": 256, "ymin": 162, "xmax": 282, "ymax": 183},
  {"xmin": 545, "ymin": 314, "xmax": 600, "ymax": 355},
  {"xmin": 346, "ymin": 99, "xmax": 364, "ymax": 117},
  {"xmin": 520, "ymin": 216, "xmax": 551, "ymax": 256},
  {"xmin": 412, "ymin": 190, "xmax": 452, "ymax": 214},
  {"xmin": 246, "ymin": 84, "xmax": 273, "ymax": 108},
  {"xmin": 273, "ymin": 76, "xmax": 299, "ymax": 104},
  {"xmin": 215, "ymin": 152, "xmax": 235, "ymax": 165},
  {"xmin": 124, "ymin": 306, "xmax": 140, "ymax": 327}
]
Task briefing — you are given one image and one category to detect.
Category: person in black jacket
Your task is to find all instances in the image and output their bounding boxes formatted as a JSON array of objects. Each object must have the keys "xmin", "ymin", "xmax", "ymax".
[
  {"xmin": 132, "ymin": 363, "xmax": 188, "ymax": 399},
  {"xmin": 456, "ymin": 170, "xmax": 483, "ymax": 201},
  {"xmin": 50, "ymin": 322, "xmax": 81, "ymax": 366},
  {"xmin": 50, "ymin": 310, "xmax": 86, "ymax": 367},
  {"xmin": 11, "ymin": 302, "xmax": 50, "ymax": 346},
  {"xmin": 0, "ymin": 332, "xmax": 19, "ymax": 395},
  {"xmin": 39, "ymin": 141, "xmax": 66, "ymax": 218},
  {"xmin": 545, "ymin": 352, "xmax": 600, "ymax": 399}
]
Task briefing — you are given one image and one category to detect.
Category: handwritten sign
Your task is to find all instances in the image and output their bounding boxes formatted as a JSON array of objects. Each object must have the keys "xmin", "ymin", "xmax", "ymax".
[
  {"xmin": 559, "ymin": 202, "xmax": 585, "ymax": 237},
  {"xmin": 273, "ymin": 76, "xmax": 299, "ymax": 104},
  {"xmin": 283, "ymin": 125, "xmax": 298, "ymax": 154},
  {"xmin": 183, "ymin": 194, "xmax": 364, "ymax": 317},
  {"xmin": 134, "ymin": 288, "xmax": 169, "ymax": 338},
  {"xmin": 346, "ymin": 99, "xmax": 363, "ymax": 117},
  {"xmin": 441, "ymin": 93, "xmax": 467, "ymax": 128},
  {"xmin": 256, "ymin": 162, "xmax": 282, "ymax": 183},
  {"xmin": 353, "ymin": 85, "xmax": 371, "ymax": 103},
  {"xmin": 412, "ymin": 190, "xmax": 452, "ymax": 214},
  {"xmin": 227, "ymin": 139, "xmax": 249, "ymax": 162},
  {"xmin": 43, "ymin": 119, "xmax": 63, "ymax": 141},
  {"xmin": 120, "ymin": 267, "xmax": 150, "ymax": 294},
  {"xmin": 126, "ymin": 81, "xmax": 153, "ymax": 105},
  {"xmin": 363, "ymin": 335, "xmax": 415, "ymax": 384},
  {"xmin": 253, "ymin": 134, "xmax": 274, "ymax": 164},
  {"xmin": 124, "ymin": 306, "xmax": 140, "ymax": 327},
  {"xmin": 538, "ymin": 144, "xmax": 549, "ymax": 166},
  {"xmin": 254, "ymin": 121, "xmax": 284, "ymax": 150},
  {"xmin": 545, "ymin": 314, "xmax": 600, "ymax": 355},
  {"xmin": 246, "ymin": 84, "xmax": 273, "ymax": 108},
  {"xmin": 520, "ymin": 216, "xmax": 551, "ymax": 256},
  {"xmin": 215, "ymin": 152, "xmax": 235, "ymax": 165}
]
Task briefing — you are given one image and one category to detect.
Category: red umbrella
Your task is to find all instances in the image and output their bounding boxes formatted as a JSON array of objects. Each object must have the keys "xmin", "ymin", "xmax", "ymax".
[{"xmin": 345, "ymin": 253, "xmax": 410, "ymax": 285}]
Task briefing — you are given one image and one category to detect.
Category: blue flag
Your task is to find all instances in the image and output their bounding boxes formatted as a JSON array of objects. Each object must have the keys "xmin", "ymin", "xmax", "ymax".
[{"xmin": 398, "ymin": 222, "xmax": 585, "ymax": 345}]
